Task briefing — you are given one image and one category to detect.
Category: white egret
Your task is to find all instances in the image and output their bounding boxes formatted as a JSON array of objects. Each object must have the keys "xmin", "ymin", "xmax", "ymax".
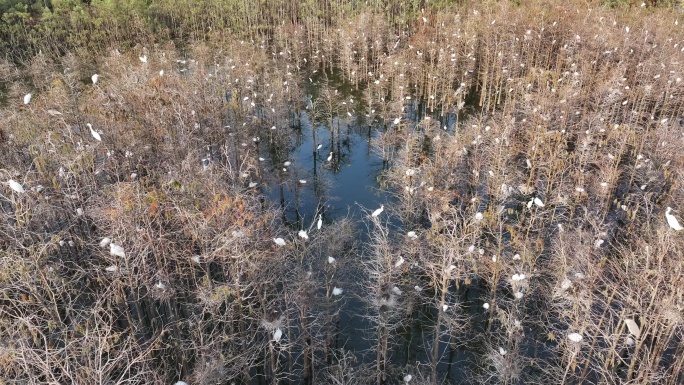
[
  {"xmin": 394, "ymin": 255, "xmax": 405, "ymax": 268},
  {"xmin": 332, "ymin": 287, "xmax": 343, "ymax": 296},
  {"xmin": 594, "ymin": 239, "xmax": 605, "ymax": 248},
  {"xmin": 327, "ymin": 256, "xmax": 336, "ymax": 264},
  {"xmin": 414, "ymin": 286, "xmax": 423, "ymax": 292},
  {"xmin": 475, "ymin": 212, "xmax": 483, "ymax": 221},
  {"xmin": 317, "ymin": 215, "xmax": 322, "ymax": 230},
  {"xmin": 23, "ymin": 93, "xmax": 32, "ymax": 105},
  {"xmin": 514, "ymin": 291, "xmax": 524, "ymax": 299},
  {"xmin": 407, "ymin": 231, "xmax": 417, "ymax": 239},
  {"xmin": 159, "ymin": 70, "xmax": 164, "ymax": 76},
  {"xmin": 273, "ymin": 238, "xmax": 286, "ymax": 246},
  {"xmin": 567, "ymin": 332, "xmax": 583, "ymax": 342},
  {"xmin": 392, "ymin": 286, "xmax": 402, "ymax": 295},
  {"xmin": 191, "ymin": 255, "xmax": 201, "ymax": 264},
  {"xmin": 87, "ymin": 123, "xmax": 102, "ymax": 141},
  {"xmin": 665, "ymin": 207, "xmax": 683, "ymax": 231},
  {"xmin": 76, "ymin": 207, "xmax": 84, "ymax": 216},
  {"xmin": 92, "ymin": 74, "xmax": 99, "ymax": 84},
  {"xmin": 393, "ymin": 117, "xmax": 401, "ymax": 125},
  {"xmin": 110, "ymin": 243, "xmax": 126, "ymax": 258},
  {"xmin": 403, "ymin": 374, "xmax": 413, "ymax": 383},
  {"xmin": 155, "ymin": 281, "xmax": 166, "ymax": 290},
  {"xmin": 174, "ymin": 382, "xmax": 188, "ymax": 385},
  {"xmin": 298, "ymin": 179, "xmax": 307, "ymax": 184},
  {"xmin": 248, "ymin": 182, "xmax": 257, "ymax": 188},
  {"xmin": 139, "ymin": 55, "xmax": 147, "ymax": 63},
  {"xmin": 317, "ymin": 144, "xmax": 322, "ymax": 150},
  {"xmin": 511, "ymin": 273, "xmax": 526, "ymax": 281},
  {"xmin": 624, "ymin": 318, "xmax": 641, "ymax": 338},
  {"xmin": 371, "ymin": 205, "xmax": 384, "ymax": 217},
  {"xmin": 513, "ymin": 254, "xmax": 521, "ymax": 260},
  {"xmin": 327, "ymin": 152, "xmax": 333, "ymax": 162},
  {"xmin": 105, "ymin": 265, "xmax": 118, "ymax": 272},
  {"xmin": 273, "ymin": 328, "xmax": 283, "ymax": 342},
  {"xmin": 99, "ymin": 237, "xmax": 111, "ymax": 248},
  {"xmin": 442, "ymin": 305, "xmax": 449, "ymax": 311},
  {"xmin": 68, "ymin": 240, "xmax": 75, "ymax": 247},
  {"xmin": 298, "ymin": 230, "xmax": 309, "ymax": 240},
  {"xmin": 283, "ymin": 161, "xmax": 291, "ymax": 166},
  {"xmin": 533, "ymin": 197, "xmax": 545, "ymax": 207},
  {"xmin": 560, "ymin": 278, "xmax": 572, "ymax": 290},
  {"xmin": 483, "ymin": 302, "xmax": 490, "ymax": 310},
  {"xmin": 499, "ymin": 347, "xmax": 507, "ymax": 356},
  {"xmin": 8, "ymin": 179, "xmax": 25, "ymax": 193}
]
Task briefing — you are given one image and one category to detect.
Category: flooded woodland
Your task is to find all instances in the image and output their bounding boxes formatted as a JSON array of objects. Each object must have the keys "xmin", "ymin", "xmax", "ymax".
[{"xmin": 1, "ymin": 0, "xmax": 684, "ymax": 384}]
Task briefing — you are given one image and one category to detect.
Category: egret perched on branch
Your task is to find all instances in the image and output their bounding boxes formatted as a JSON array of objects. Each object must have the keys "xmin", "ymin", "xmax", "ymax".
[
  {"xmin": 327, "ymin": 256, "xmax": 336, "ymax": 264},
  {"xmin": 317, "ymin": 215, "xmax": 322, "ymax": 230},
  {"xmin": 394, "ymin": 255, "xmax": 405, "ymax": 268},
  {"xmin": 327, "ymin": 152, "xmax": 333, "ymax": 162},
  {"xmin": 403, "ymin": 374, "xmax": 413, "ymax": 383},
  {"xmin": 567, "ymin": 332, "xmax": 583, "ymax": 342},
  {"xmin": 371, "ymin": 205, "xmax": 384, "ymax": 217},
  {"xmin": 110, "ymin": 243, "xmax": 125, "ymax": 258},
  {"xmin": 273, "ymin": 238, "xmax": 286, "ymax": 246},
  {"xmin": 665, "ymin": 207, "xmax": 683, "ymax": 231},
  {"xmin": 139, "ymin": 55, "xmax": 147, "ymax": 63},
  {"xmin": 99, "ymin": 238, "xmax": 111, "ymax": 248},
  {"xmin": 273, "ymin": 328, "xmax": 283, "ymax": 342},
  {"xmin": 8, "ymin": 179, "xmax": 25, "ymax": 193},
  {"xmin": 298, "ymin": 230, "xmax": 309, "ymax": 240},
  {"xmin": 87, "ymin": 123, "xmax": 101, "ymax": 141},
  {"xmin": 624, "ymin": 318, "xmax": 641, "ymax": 338},
  {"xmin": 23, "ymin": 93, "xmax": 32, "ymax": 105},
  {"xmin": 332, "ymin": 287, "xmax": 343, "ymax": 296},
  {"xmin": 92, "ymin": 74, "xmax": 99, "ymax": 84}
]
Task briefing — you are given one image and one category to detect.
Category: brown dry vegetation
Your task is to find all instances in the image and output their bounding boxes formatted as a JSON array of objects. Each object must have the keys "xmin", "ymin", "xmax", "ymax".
[{"xmin": 1, "ymin": 1, "xmax": 684, "ymax": 384}]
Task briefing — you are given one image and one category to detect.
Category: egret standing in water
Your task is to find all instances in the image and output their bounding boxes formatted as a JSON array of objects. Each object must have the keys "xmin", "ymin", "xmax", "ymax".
[
  {"xmin": 371, "ymin": 205, "xmax": 384, "ymax": 217},
  {"xmin": 665, "ymin": 207, "xmax": 683, "ymax": 231}
]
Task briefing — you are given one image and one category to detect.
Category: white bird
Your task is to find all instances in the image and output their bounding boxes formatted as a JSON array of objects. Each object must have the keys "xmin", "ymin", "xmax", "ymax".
[
  {"xmin": 332, "ymin": 287, "xmax": 343, "ymax": 296},
  {"xmin": 393, "ymin": 117, "xmax": 401, "ymax": 125},
  {"xmin": 394, "ymin": 255, "xmax": 405, "ymax": 268},
  {"xmin": 87, "ymin": 123, "xmax": 101, "ymax": 141},
  {"xmin": 403, "ymin": 374, "xmax": 413, "ymax": 383},
  {"xmin": 514, "ymin": 291, "xmax": 524, "ymax": 299},
  {"xmin": 371, "ymin": 205, "xmax": 384, "ymax": 217},
  {"xmin": 283, "ymin": 161, "xmax": 291, "ymax": 166},
  {"xmin": 91, "ymin": 74, "xmax": 99, "ymax": 84},
  {"xmin": 442, "ymin": 305, "xmax": 449, "ymax": 311},
  {"xmin": 8, "ymin": 179, "xmax": 25, "ymax": 193},
  {"xmin": 327, "ymin": 152, "xmax": 333, "ymax": 162},
  {"xmin": 105, "ymin": 265, "xmax": 118, "ymax": 272},
  {"xmin": 511, "ymin": 273, "xmax": 526, "ymax": 281},
  {"xmin": 475, "ymin": 212, "xmax": 483, "ymax": 221},
  {"xmin": 99, "ymin": 237, "xmax": 111, "ymax": 248},
  {"xmin": 155, "ymin": 281, "xmax": 166, "ymax": 290},
  {"xmin": 414, "ymin": 286, "xmax": 423, "ymax": 292},
  {"xmin": 47, "ymin": 109, "xmax": 62, "ymax": 116},
  {"xmin": 273, "ymin": 328, "xmax": 283, "ymax": 342},
  {"xmin": 23, "ymin": 93, "xmax": 32, "ymax": 105},
  {"xmin": 327, "ymin": 256, "xmax": 336, "ymax": 264},
  {"xmin": 299, "ymin": 179, "xmax": 307, "ymax": 184},
  {"xmin": 191, "ymin": 255, "xmax": 201, "ymax": 264},
  {"xmin": 110, "ymin": 243, "xmax": 126, "ymax": 258},
  {"xmin": 624, "ymin": 318, "xmax": 641, "ymax": 338},
  {"xmin": 665, "ymin": 207, "xmax": 683, "ymax": 231},
  {"xmin": 407, "ymin": 231, "xmax": 418, "ymax": 239},
  {"xmin": 317, "ymin": 215, "xmax": 322, "ymax": 230},
  {"xmin": 392, "ymin": 286, "xmax": 403, "ymax": 295},
  {"xmin": 159, "ymin": 70, "xmax": 164, "ymax": 76},
  {"xmin": 76, "ymin": 207, "xmax": 84, "ymax": 216},
  {"xmin": 567, "ymin": 332, "xmax": 583, "ymax": 342},
  {"xmin": 249, "ymin": 182, "xmax": 257, "ymax": 188},
  {"xmin": 533, "ymin": 197, "xmax": 545, "ymax": 207},
  {"xmin": 483, "ymin": 302, "xmax": 490, "ymax": 310},
  {"xmin": 139, "ymin": 55, "xmax": 147, "ymax": 63},
  {"xmin": 499, "ymin": 347, "xmax": 507, "ymax": 356},
  {"xmin": 174, "ymin": 382, "xmax": 188, "ymax": 385},
  {"xmin": 298, "ymin": 230, "xmax": 309, "ymax": 240},
  {"xmin": 273, "ymin": 238, "xmax": 286, "ymax": 246},
  {"xmin": 317, "ymin": 144, "xmax": 322, "ymax": 150}
]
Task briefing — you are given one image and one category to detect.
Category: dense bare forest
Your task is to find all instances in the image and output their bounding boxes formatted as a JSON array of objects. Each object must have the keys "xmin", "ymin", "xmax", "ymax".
[{"xmin": 1, "ymin": 0, "xmax": 684, "ymax": 384}]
